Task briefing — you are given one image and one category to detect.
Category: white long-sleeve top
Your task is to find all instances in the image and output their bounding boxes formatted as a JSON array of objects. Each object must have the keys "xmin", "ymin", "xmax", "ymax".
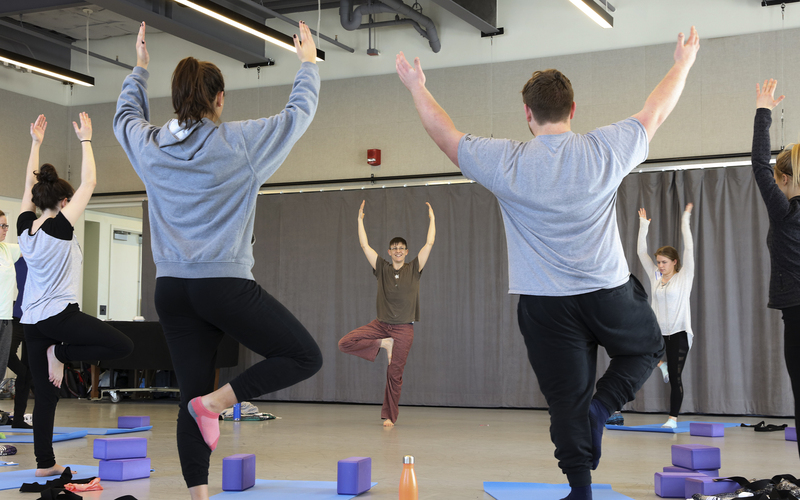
[{"xmin": 637, "ymin": 211, "xmax": 695, "ymax": 347}]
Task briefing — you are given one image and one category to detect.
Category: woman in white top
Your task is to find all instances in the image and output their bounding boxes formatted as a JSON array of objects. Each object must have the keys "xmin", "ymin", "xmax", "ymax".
[
  {"xmin": 637, "ymin": 203, "xmax": 694, "ymax": 428},
  {"xmin": 0, "ymin": 209, "xmax": 22, "ymax": 384}
]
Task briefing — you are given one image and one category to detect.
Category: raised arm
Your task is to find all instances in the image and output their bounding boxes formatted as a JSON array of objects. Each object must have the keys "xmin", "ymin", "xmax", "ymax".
[
  {"xmin": 417, "ymin": 202, "xmax": 436, "ymax": 271},
  {"xmin": 752, "ymin": 79, "xmax": 790, "ymax": 220},
  {"xmin": 396, "ymin": 52, "xmax": 465, "ymax": 168},
  {"xmin": 21, "ymin": 115, "xmax": 47, "ymax": 213},
  {"xmin": 680, "ymin": 203, "xmax": 694, "ymax": 278},
  {"xmin": 61, "ymin": 112, "xmax": 97, "ymax": 225},
  {"xmin": 637, "ymin": 208, "xmax": 657, "ymax": 281},
  {"xmin": 358, "ymin": 200, "xmax": 379, "ymax": 270},
  {"xmin": 632, "ymin": 27, "xmax": 700, "ymax": 142}
]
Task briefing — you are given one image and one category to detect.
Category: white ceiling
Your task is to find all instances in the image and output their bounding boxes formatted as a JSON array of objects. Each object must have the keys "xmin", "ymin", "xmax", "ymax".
[{"xmin": 1, "ymin": 0, "xmax": 799, "ymax": 106}]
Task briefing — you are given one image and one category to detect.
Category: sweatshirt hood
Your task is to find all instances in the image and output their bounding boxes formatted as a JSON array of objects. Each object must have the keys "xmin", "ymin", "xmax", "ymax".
[{"xmin": 157, "ymin": 118, "xmax": 217, "ymax": 160}]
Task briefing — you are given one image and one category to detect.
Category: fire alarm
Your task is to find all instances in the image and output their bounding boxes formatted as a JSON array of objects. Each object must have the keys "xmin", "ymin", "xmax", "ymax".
[{"xmin": 367, "ymin": 149, "xmax": 381, "ymax": 166}]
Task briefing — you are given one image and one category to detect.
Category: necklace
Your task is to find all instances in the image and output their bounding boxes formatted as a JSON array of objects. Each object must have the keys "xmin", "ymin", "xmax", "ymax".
[{"xmin": 393, "ymin": 264, "xmax": 403, "ymax": 279}]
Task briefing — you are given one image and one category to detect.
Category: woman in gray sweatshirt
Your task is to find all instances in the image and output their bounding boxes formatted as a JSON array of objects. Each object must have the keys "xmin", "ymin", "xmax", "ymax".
[{"xmin": 114, "ymin": 22, "xmax": 322, "ymax": 498}]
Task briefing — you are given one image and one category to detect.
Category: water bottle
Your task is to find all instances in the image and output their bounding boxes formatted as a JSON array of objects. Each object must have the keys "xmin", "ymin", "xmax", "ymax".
[
  {"xmin": 233, "ymin": 403, "xmax": 241, "ymax": 421},
  {"xmin": 399, "ymin": 455, "xmax": 418, "ymax": 500}
]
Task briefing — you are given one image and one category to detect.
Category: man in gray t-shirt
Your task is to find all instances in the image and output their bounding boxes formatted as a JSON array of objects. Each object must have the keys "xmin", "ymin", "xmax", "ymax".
[{"xmin": 396, "ymin": 27, "xmax": 700, "ymax": 500}]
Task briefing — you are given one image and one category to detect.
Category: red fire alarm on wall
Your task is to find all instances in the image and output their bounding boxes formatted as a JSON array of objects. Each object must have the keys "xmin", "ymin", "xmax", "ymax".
[{"xmin": 367, "ymin": 149, "xmax": 381, "ymax": 166}]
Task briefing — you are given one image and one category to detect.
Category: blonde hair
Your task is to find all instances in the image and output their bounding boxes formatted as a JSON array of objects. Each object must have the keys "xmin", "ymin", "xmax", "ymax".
[{"xmin": 775, "ymin": 143, "xmax": 800, "ymax": 189}]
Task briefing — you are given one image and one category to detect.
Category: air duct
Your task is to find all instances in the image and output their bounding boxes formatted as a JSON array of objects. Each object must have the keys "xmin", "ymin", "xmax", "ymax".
[{"xmin": 340, "ymin": 0, "xmax": 441, "ymax": 53}]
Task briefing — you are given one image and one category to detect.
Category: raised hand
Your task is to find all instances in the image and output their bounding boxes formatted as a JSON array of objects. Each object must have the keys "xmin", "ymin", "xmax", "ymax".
[
  {"xmin": 358, "ymin": 200, "xmax": 366, "ymax": 220},
  {"xmin": 30, "ymin": 114, "xmax": 47, "ymax": 145},
  {"xmin": 426, "ymin": 202, "xmax": 434, "ymax": 219},
  {"xmin": 674, "ymin": 26, "xmax": 700, "ymax": 69},
  {"xmin": 72, "ymin": 112, "xmax": 92, "ymax": 142},
  {"xmin": 396, "ymin": 51, "xmax": 426, "ymax": 93},
  {"xmin": 136, "ymin": 22, "xmax": 149, "ymax": 69},
  {"xmin": 756, "ymin": 79, "xmax": 785, "ymax": 110},
  {"xmin": 638, "ymin": 208, "xmax": 650, "ymax": 221},
  {"xmin": 294, "ymin": 21, "xmax": 317, "ymax": 64},
  {"xmin": 685, "ymin": 202, "xmax": 693, "ymax": 213}
]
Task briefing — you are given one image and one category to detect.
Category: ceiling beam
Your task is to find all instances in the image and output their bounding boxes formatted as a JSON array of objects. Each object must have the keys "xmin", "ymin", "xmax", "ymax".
[
  {"xmin": 429, "ymin": 0, "xmax": 499, "ymax": 35},
  {"xmin": 0, "ymin": 0, "xmax": 89, "ymax": 17}
]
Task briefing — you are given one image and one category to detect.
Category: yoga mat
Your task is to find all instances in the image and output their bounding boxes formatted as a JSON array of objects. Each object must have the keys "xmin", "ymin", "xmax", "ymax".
[
  {"xmin": 0, "ymin": 464, "xmax": 99, "ymax": 490},
  {"xmin": 0, "ymin": 425, "xmax": 152, "ymax": 435},
  {"xmin": 210, "ymin": 479, "xmax": 378, "ymax": 499},
  {"xmin": 605, "ymin": 421, "xmax": 741, "ymax": 434},
  {"xmin": 484, "ymin": 482, "xmax": 634, "ymax": 500},
  {"xmin": 0, "ymin": 430, "xmax": 87, "ymax": 443}
]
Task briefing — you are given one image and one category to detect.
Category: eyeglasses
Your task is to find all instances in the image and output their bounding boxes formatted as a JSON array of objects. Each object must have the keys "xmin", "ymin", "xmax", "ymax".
[
  {"xmin": 0, "ymin": 224, "xmax": 8, "ymax": 230},
  {"xmin": 389, "ymin": 247, "xmax": 407, "ymax": 251}
]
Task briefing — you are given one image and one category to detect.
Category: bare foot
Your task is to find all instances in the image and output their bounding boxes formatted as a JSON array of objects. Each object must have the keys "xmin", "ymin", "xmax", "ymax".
[
  {"xmin": 380, "ymin": 338, "xmax": 394, "ymax": 365},
  {"xmin": 46, "ymin": 345, "xmax": 64, "ymax": 388},
  {"xmin": 383, "ymin": 419, "xmax": 395, "ymax": 428},
  {"xmin": 35, "ymin": 464, "xmax": 68, "ymax": 477}
]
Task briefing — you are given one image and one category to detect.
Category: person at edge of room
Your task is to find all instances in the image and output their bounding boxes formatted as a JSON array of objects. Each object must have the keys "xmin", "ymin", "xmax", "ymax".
[
  {"xmin": 113, "ymin": 21, "xmax": 323, "ymax": 500},
  {"xmin": 10, "ymin": 257, "xmax": 33, "ymax": 428},
  {"xmin": 338, "ymin": 200, "xmax": 435, "ymax": 428},
  {"xmin": 0, "ymin": 209, "xmax": 21, "ymax": 404},
  {"xmin": 18, "ymin": 113, "xmax": 134, "ymax": 477},
  {"xmin": 752, "ymin": 79, "xmax": 800, "ymax": 460},
  {"xmin": 395, "ymin": 26, "xmax": 700, "ymax": 500},
  {"xmin": 637, "ymin": 203, "xmax": 695, "ymax": 429}
]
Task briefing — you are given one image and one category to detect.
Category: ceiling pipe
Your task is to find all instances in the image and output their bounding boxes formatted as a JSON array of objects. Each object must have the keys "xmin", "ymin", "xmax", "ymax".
[{"xmin": 340, "ymin": 0, "xmax": 440, "ymax": 53}]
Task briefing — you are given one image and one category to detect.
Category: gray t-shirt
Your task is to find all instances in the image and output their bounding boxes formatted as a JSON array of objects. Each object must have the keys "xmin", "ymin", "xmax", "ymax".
[
  {"xmin": 458, "ymin": 117, "xmax": 648, "ymax": 296},
  {"xmin": 17, "ymin": 211, "xmax": 82, "ymax": 324}
]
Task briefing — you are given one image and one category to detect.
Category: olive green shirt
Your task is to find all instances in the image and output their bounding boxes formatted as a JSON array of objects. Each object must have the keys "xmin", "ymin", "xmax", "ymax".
[{"xmin": 374, "ymin": 256, "xmax": 421, "ymax": 324}]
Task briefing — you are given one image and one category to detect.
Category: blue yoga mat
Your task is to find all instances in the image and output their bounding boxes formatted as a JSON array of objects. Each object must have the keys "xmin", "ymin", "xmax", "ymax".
[
  {"xmin": 0, "ymin": 464, "xmax": 99, "ymax": 490},
  {"xmin": 0, "ymin": 425, "xmax": 152, "ymax": 435},
  {"xmin": 605, "ymin": 421, "xmax": 741, "ymax": 434},
  {"xmin": 484, "ymin": 482, "xmax": 634, "ymax": 500},
  {"xmin": 210, "ymin": 480, "xmax": 378, "ymax": 499},
  {"xmin": 0, "ymin": 430, "xmax": 87, "ymax": 444}
]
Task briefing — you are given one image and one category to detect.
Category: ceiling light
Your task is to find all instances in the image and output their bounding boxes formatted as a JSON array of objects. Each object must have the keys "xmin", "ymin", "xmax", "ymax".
[
  {"xmin": 567, "ymin": 0, "xmax": 613, "ymax": 29},
  {"xmin": 0, "ymin": 48, "xmax": 94, "ymax": 87},
  {"xmin": 173, "ymin": 0, "xmax": 325, "ymax": 61}
]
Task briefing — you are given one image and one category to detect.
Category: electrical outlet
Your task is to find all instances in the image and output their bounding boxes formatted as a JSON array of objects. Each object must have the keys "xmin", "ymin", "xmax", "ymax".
[{"xmin": 99, "ymin": 305, "xmax": 107, "ymax": 315}]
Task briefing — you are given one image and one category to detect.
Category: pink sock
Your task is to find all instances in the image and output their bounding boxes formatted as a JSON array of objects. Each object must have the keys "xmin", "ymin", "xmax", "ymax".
[{"xmin": 188, "ymin": 397, "xmax": 220, "ymax": 451}]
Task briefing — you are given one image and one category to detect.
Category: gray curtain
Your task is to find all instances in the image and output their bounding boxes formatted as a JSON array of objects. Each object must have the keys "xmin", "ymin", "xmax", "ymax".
[{"xmin": 141, "ymin": 166, "xmax": 792, "ymax": 416}]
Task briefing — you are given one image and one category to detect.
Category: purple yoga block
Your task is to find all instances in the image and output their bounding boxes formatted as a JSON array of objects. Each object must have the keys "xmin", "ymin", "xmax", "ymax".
[
  {"xmin": 671, "ymin": 444, "xmax": 721, "ymax": 470},
  {"xmin": 99, "ymin": 457, "xmax": 151, "ymax": 481},
  {"xmin": 655, "ymin": 472, "xmax": 708, "ymax": 498},
  {"xmin": 663, "ymin": 465, "xmax": 719, "ymax": 477},
  {"xmin": 337, "ymin": 457, "xmax": 372, "ymax": 495},
  {"xmin": 685, "ymin": 476, "xmax": 739, "ymax": 497},
  {"xmin": 93, "ymin": 437, "xmax": 147, "ymax": 460},
  {"xmin": 787, "ymin": 427, "xmax": 797, "ymax": 442},
  {"xmin": 118, "ymin": 416, "xmax": 150, "ymax": 429},
  {"xmin": 690, "ymin": 423, "xmax": 725, "ymax": 437},
  {"xmin": 222, "ymin": 454, "xmax": 256, "ymax": 491}
]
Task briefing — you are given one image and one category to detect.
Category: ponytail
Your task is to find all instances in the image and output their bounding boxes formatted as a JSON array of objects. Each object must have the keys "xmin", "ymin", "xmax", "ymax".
[
  {"xmin": 171, "ymin": 57, "xmax": 225, "ymax": 126},
  {"xmin": 31, "ymin": 164, "xmax": 74, "ymax": 210}
]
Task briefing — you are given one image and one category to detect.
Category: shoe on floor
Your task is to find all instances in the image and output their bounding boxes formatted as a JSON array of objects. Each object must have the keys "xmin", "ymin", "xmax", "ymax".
[{"xmin": 662, "ymin": 418, "xmax": 677, "ymax": 429}]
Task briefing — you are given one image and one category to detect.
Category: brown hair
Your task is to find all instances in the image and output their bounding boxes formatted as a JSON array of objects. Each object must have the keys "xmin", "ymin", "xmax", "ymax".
[
  {"xmin": 0, "ymin": 210, "xmax": 5, "ymax": 218},
  {"xmin": 31, "ymin": 164, "xmax": 74, "ymax": 210},
  {"xmin": 171, "ymin": 57, "xmax": 225, "ymax": 126},
  {"xmin": 389, "ymin": 237, "xmax": 408, "ymax": 249},
  {"xmin": 521, "ymin": 69, "xmax": 574, "ymax": 126},
  {"xmin": 655, "ymin": 246, "xmax": 681, "ymax": 273},
  {"xmin": 775, "ymin": 143, "xmax": 800, "ymax": 189}
]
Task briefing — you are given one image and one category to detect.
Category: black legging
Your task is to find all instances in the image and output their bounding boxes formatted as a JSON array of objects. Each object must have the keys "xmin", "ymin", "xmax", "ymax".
[
  {"xmin": 8, "ymin": 318, "xmax": 33, "ymax": 424},
  {"xmin": 664, "ymin": 331, "xmax": 689, "ymax": 417},
  {"xmin": 24, "ymin": 303, "xmax": 133, "ymax": 469},
  {"xmin": 783, "ymin": 305, "xmax": 800, "ymax": 460},
  {"xmin": 154, "ymin": 277, "xmax": 323, "ymax": 489}
]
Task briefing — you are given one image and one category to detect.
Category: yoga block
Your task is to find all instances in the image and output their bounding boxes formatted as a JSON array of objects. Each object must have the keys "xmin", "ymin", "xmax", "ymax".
[
  {"xmin": 118, "ymin": 416, "xmax": 150, "ymax": 429},
  {"xmin": 93, "ymin": 437, "xmax": 147, "ymax": 460},
  {"xmin": 685, "ymin": 476, "xmax": 739, "ymax": 497},
  {"xmin": 690, "ymin": 422, "xmax": 725, "ymax": 437},
  {"xmin": 663, "ymin": 465, "xmax": 719, "ymax": 477},
  {"xmin": 222, "ymin": 454, "xmax": 256, "ymax": 491},
  {"xmin": 99, "ymin": 457, "xmax": 151, "ymax": 481},
  {"xmin": 337, "ymin": 456, "xmax": 372, "ymax": 495},
  {"xmin": 787, "ymin": 427, "xmax": 797, "ymax": 441},
  {"xmin": 671, "ymin": 444, "xmax": 721, "ymax": 470},
  {"xmin": 654, "ymin": 472, "xmax": 708, "ymax": 498}
]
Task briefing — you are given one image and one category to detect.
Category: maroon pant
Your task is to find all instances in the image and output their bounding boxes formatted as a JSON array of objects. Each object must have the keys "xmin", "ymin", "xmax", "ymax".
[{"xmin": 338, "ymin": 319, "xmax": 414, "ymax": 423}]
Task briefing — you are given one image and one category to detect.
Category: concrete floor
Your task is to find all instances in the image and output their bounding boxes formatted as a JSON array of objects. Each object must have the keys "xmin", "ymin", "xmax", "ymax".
[{"xmin": 0, "ymin": 399, "xmax": 795, "ymax": 499}]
